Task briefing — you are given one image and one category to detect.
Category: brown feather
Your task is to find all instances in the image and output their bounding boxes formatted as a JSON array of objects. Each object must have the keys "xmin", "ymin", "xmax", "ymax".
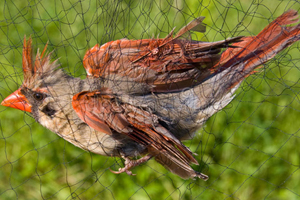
[
  {"xmin": 72, "ymin": 89, "xmax": 200, "ymax": 177},
  {"xmin": 22, "ymin": 36, "xmax": 60, "ymax": 88},
  {"xmin": 211, "ymin": 10, "xmax": 300, "ymax": 91},
  {"xmin": 22, "ymin": 36, "xmax": 33, "ymax": 82},
  {"xmin": 83, "ymin": 34, "xmax": 242, "ymax": 92}
]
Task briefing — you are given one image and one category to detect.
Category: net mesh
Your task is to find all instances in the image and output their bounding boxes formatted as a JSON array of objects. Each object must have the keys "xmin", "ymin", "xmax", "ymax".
[{"xmin": 0, "ymin": 0, "xmax": 299, "ymax": 199}]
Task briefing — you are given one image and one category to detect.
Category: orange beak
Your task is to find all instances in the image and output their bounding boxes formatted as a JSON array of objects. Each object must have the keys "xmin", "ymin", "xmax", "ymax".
[{"xmin": 1, "ymin": 88, "xmax": 32, "ymax": 112}]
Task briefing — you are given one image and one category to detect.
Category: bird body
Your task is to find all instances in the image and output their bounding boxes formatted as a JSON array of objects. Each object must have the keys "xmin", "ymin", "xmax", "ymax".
[{"xmin": 2, "ymin": 10, "xmax": 300, "ymax": 180}]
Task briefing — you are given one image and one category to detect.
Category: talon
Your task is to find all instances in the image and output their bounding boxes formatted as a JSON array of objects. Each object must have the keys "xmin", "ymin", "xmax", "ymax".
[
  {"xmin": 109, "ymin": 154, "xmax": 153, "ymax": 176},
  {"xmin": 109, "ymin": 168, "xmax": 136, "ymax": 176},
  {"xmin": 109, "ymin": 168, "xmax": 120, "ymax": 174}
]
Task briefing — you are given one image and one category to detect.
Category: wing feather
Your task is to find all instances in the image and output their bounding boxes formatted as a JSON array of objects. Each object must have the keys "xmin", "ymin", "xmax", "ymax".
[{"xmin": 72, "ymin": 89, "xmax": 200, "ymax": 178}]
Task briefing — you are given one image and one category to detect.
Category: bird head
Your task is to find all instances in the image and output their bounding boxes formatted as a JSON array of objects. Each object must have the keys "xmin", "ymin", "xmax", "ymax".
[{"xmin": 1, "ymin": 37, "xmax": 71, "ymax": 122}]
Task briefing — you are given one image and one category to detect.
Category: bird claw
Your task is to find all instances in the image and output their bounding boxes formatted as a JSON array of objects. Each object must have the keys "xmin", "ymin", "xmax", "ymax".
[
  {"xmin": 110, "ymin": 155, "xmax": 152, "ymax": 176},
  {"xmin": 110, "ymin": 167, "xmax": 136, "ymax": 176}
]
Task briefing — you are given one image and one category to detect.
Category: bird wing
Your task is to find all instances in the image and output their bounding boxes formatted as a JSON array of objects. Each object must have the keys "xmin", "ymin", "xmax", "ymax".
[
  {"xmin": 83, "ymin": 17, "xmax": 242, "ymax": 92},
  {"xmin": 72, "ymin": 88, "xmax": 199, "ymax": 171}
]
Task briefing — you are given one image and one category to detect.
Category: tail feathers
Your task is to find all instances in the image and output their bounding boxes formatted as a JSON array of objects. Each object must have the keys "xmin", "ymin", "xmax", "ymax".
[
  {"xmin": 216, "ymin": 36, "xmax": 254, "ymax": 67},
  {"xmin": 189, "ymin": 10, "xmax": 300, "ymax": 128},
  {"xmin": 214, "ymin": 9, "xmax": 300, "ymax": 86},
  {"xmin": 155, "ymin": 151, "xmax": 209, "ymax": 180}
]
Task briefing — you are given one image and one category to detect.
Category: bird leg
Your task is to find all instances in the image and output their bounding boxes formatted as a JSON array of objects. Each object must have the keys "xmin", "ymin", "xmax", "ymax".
[{"xmin": 110, "ymin": 154, "xmax": 153, "ymax": 176}]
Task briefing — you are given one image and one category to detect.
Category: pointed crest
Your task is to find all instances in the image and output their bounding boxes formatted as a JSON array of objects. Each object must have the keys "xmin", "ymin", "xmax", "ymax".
[{"xmin": 22, "ymin": 36, "xmax": 59, "ymax": 87}]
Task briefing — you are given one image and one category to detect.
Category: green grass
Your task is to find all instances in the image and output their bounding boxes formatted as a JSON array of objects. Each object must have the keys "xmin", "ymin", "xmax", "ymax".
[{"xmin": 0, "ymin": 0, "xmax": 299, "ymax": 199}]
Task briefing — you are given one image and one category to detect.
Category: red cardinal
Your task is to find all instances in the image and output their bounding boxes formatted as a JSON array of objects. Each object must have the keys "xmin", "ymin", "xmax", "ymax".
[{"xmin": 2, "ymin": 10, "xmax": 300, "ymax": 180}]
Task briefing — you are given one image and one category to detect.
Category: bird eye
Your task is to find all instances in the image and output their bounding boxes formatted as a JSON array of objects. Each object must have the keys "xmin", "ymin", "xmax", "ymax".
[{"xmin": 33, "ymin": 93, "xmax": 45, "ymax": 101}]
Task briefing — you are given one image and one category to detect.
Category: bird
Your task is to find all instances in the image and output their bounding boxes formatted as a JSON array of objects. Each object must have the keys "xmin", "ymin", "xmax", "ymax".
[{"xmin": 1, "ymin": 10, "xmax": 300, "ymax": 180}]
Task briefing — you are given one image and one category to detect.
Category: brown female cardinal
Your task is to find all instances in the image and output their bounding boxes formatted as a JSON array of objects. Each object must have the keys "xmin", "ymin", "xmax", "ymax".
[{"xmin": 1, "ymin": 10, "xmax": 300, "ymax": 180}]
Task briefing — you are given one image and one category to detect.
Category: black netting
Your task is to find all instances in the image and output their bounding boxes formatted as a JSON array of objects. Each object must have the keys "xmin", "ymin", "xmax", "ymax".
[{"xmin": 0, "ymin": 0, "xmax": 299, "ymax": 199}]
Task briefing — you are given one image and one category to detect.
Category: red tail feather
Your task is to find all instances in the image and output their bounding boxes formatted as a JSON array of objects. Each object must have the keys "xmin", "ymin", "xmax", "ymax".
[{"xmin": 214, "ymin": 10, "xmax": 300, "ymax": 77}]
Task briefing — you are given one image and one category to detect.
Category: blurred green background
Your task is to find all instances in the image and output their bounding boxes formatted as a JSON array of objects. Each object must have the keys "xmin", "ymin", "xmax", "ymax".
[{"xmin": 0, "ymin": 0, "xmax": 299, "ymax": 199}]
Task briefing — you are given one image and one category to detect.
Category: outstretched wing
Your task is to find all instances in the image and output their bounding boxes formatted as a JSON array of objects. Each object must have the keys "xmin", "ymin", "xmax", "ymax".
[
  {"xmin": 72, "ymin": 88, "xmax": 204, "ymax": 179},
  {"xmin": 83, "ymin": 17, "xmax": 242, "ymax": 92}
]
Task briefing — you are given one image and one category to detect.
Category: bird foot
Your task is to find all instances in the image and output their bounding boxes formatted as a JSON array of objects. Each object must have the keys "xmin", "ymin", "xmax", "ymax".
[{"xmin": 110, "ymin": 154, "xmax": 153, "ymax": 176}]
